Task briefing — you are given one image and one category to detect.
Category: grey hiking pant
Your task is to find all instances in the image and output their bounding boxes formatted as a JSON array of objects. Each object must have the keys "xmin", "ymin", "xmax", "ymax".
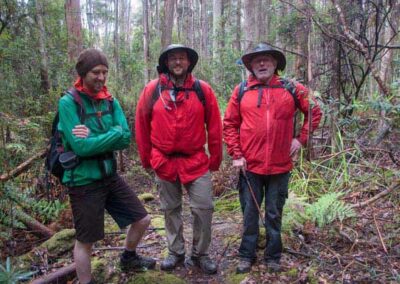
[{"xmin": 157, "ymin": 171, "xmax": 214, "ymax": 257}]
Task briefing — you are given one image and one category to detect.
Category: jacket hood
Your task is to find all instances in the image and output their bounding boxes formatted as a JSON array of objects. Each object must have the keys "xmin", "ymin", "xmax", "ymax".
[{"xmin": 158, "ymin": 44, "xmax": 198, "ymax": 74}]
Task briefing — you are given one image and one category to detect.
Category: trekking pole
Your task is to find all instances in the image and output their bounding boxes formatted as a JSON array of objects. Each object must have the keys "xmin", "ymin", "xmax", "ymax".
[{"xmin": 240, "ymin": 169, "xmax": 266, "ymax": 227}]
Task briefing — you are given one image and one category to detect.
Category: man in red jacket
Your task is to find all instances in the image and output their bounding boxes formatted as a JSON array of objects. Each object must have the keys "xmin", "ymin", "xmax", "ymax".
[
  {"xmin": 223, "ymin": 43, "xmax": 322, "ymax": 273},
  {"xmin": 135, "ymin": 44, "xmax": 222, "ymax": 274}
]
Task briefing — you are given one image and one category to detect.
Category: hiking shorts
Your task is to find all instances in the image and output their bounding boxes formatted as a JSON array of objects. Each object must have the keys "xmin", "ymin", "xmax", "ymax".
[{"xmin": 68, "ymin": 174, "xmax": 148, "ymax": 243}]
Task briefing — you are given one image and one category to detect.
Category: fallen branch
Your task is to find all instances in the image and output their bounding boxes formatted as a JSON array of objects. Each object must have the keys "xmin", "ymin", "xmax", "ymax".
[
  {"xmin": 372, "ymin": 210, "xmax": 388, "ymax": 254},
  {"xmin": 351, "ymin": 182, "xmax": 400, "ymax": 209},
  {"xmin": 11, "ymin": 206, "xmax": 55, "ymax": 238},
  {"xmin": 30, "ymin": 263, "xmax": 76, "ymax": 284},
  {"xmin": 0, "ymin": 147, "xmax": 47, "ymax": 182},
  {"xmin": 93, "ymin": 242, "xmax": 160, "ymax": 251}
]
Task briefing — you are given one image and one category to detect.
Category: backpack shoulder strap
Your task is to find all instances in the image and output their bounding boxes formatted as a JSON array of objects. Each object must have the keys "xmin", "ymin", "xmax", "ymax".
[
  {"xmin": 150, "ymin": 79, "xmax": 161, "ymax": 110},
  {"xmin": 193, "ymin": 79, "xmax": 206, "ymax": 106},
  {"xmin": 279, "ymin": 78, "xmax": 300, "ymax": 110},
  {"xmin": 237, "ymin": 80, "xmax": 248, "ymax": 104},
  {"xmin": 66, "ymin": 87, "xmax": 86, "ymax": 124}
]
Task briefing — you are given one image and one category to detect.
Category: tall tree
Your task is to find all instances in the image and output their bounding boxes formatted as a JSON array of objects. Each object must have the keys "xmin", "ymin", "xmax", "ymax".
[
  {"xmin": 65, "ymin": 0, "xmax": 83, "ymax": 63},
  {"xmin": 200, "ymin": 0, "xmax": 209, "ymax": 57},
  {"xmin": 233, "ymin": 0, "xmax": 241, "ymax": 50},
  {"xmin": 114, "ymin": 0, "xmax": 119, "ymax": 69},
  {"xmin": 243, "ymin": 0, "xmax": 256, "ymax": 51},
  {"xmin": 379, "ymin": 1, "xmax": 400, "ymax": 84},
  {"xmin": 212, "ymin": 0, "xmax": 223, "ymax": 59},
  {"xmin": 35, "ymin": 0, "xmax": 50, "ymax": 94},
  {"xmin": 143, "ymin": 0, "xmax": 150, "ymax": 82},
  {"xmin": 161, "ymin": 0, "xmax": 175, "ymax": 48}
]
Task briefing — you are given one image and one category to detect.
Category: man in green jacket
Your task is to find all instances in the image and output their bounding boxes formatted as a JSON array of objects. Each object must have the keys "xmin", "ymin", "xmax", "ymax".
[{"xmin": 58, "ymin": 48, "xmax": 155, "ymax": 284}]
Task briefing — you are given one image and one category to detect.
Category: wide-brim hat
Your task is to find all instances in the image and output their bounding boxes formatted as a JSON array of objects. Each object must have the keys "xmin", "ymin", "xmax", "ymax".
[
  {"xmin": 158, "ymin": 44, "xmax": 198, "ymax": 74},
  {"xmin": 241, "ymin": 43, "xmax": 286, "ymax": 74}
]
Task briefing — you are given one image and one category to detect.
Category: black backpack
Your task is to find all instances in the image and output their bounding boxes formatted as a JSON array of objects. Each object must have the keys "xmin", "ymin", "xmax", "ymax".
[
  {"xmin": 45, "ymin": 88, "xmax": 83, "ymax": 182},
  {"xmin": 45, "ymin": 88, "xmax": 114, "ymax": 182}
]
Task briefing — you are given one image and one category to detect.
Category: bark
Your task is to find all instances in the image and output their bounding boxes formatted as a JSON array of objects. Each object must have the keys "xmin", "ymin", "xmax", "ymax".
[
  {"xmin": 65, "ymin": 0, "xmax": 83, "ymax": 63},
  {"xmin": 155, "ymin": 0, "xmax": 160, "ymax": 37},
  {"xmin": 379, "ymin": 1, "xmax": 400, "ymax": 84},
  {"xmin": 294, "ymin": 0, "xmax": 308, "ymax": 81},
  {"xmin": 143, "ymin": 0, "xmax": 150, "ymax": 82},
  {"xmin": 86, "ymin": 0, "xmax": 94, "ymax": 42},
  {"xmin": 233, "ymin": 0, "xmax": 241, "ymax": 50},
  {"xmin": 200, "ymin": 0, "xmax": 209, "ymax": 57},
  {"xmin": 35, "ymin": 0, "xmax": 50, "ymax": 94},
  {"xmin": 212, "ymin": 0, "xmax": 223, "ymax": 58},
  {"xmin": 161, "ymin": 0, "xmax": 175, "ymax": 48},
  {"xmin": 182, "ymin": 0, "xmax": 193, "ymax": 46},
  {"xmin": 114, "ymin": 0, "xmax": 119, "ymax": 71},
  {"xmin": 243, "ymin": 0, "xmax": 256, "ymax": 51},
  {"xmin": 10, "ymin": 207, "xmax": 55, "ymax": 238},
  {"xmin": 256, "ymin": 0, "xmax": 266, "ymax": 40}
]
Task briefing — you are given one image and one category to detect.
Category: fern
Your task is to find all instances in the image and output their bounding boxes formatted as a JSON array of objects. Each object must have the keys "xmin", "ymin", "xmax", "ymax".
[
  {"xmin": 0, "ymin": 200, "xmax": 26, "ymax": 230},
  {"xmin": 31, "ymin": 199, "xmax": 67, "ymax": 223},
  {"xmin": 306, "ymin": 192, "xmax": 355, "ymax": 228}
]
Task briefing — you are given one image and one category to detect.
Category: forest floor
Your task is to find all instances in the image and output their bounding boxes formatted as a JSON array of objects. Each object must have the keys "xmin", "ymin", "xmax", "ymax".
[{"xmin": 4, "ymin": 155, "xmax": 400, "ymax": 284}]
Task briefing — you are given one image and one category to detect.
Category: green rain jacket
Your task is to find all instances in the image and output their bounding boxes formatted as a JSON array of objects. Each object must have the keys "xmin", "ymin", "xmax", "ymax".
[{"xmin": 58, "ymin": 91, "xmax": 131, "ymax": 186}]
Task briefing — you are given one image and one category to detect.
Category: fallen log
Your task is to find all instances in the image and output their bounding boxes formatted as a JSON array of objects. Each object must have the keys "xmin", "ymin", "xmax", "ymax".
[
  {"xmin": 12, "ymin": 207, "xmax": 55, "ymax": 238},
  {"xmin": 30, "ymin": 263, "xmax": 76, "ymax": 284},
  {"xmin": 0, "ymin": 147, "xmax": 47, "ymax": 182}
]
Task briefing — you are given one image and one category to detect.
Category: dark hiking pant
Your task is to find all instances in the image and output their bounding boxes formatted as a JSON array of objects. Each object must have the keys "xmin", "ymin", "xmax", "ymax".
[{"xmin": 238, "ymin": 171, "xmax": 290, "ymax": 263}]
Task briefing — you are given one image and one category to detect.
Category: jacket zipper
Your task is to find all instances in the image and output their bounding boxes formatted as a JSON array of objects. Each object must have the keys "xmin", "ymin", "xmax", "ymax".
[{"xmin": 266, "ymin": 88, "xmax": 270, "ymax": 173}]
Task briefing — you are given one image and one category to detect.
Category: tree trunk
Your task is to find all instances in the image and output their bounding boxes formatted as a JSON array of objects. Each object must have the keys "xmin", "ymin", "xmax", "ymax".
[
  {"xmin": 212, "ymin": 0, "xmax": 223, "ymax": 59},
  {"xmin": 114, "ymin": 0, "xmax": 119, "ymax": 71},
  {"xmin": 65, "ymin": 0, "xmax": 83, "ymax": 63},
  {"xmin": 161, "ymin": 0, "xmax": 175, "ymax": 48},
  {"xmin": 182, "ymin": 0, "xmax": 192, "ymax": 45},
  {"xmin": 200, "ymin": 0, "xmax": 209, "ymax": 57},
  {"xmin": 233, "ymin": 0, "xmax": 241, "ymax": 50},
  {"xmin": 86, "ymin": 0, "xmax": 94, "ymax": 43},
  {"xmin": 143, "ymin": 0, "xmax": 150, "ymax": 82},
  {"xmin": 294, "ymin": 0, "xmax": 308, "ymax": 81},
  {"xmin": 35, "ymin": 0, "xmax": 50, "ymax": 94},
  {"xmin": 243, "ymin": 0, "xmax": 256, "ymax": 51},
  {"xmin": 379, "ymin": 1, "xmax": 400, "ymax": 84}
]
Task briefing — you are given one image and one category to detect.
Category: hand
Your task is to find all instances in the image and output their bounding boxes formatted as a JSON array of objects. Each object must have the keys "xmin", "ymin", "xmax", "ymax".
[
  {"xmin": 290, "ymin": 138, "xmax": 302, "ymax": 160},
  {"xmin": 72, "ymin": 125, "xmax": 90, "ymax": 138},
  {"xmin": 233, "ymin": 157, "xmax": 247, "ymax": 172}
]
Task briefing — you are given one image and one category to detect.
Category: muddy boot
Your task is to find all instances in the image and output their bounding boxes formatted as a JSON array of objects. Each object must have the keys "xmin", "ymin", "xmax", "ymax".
[
  {"xmin": 186, "ymin": 255, "xmax": 217, "ymax": 275},
  {"xmin": 266, "ymin": 261, "xmax": 281, "ymax": 272},
  {"xmin": 160, "ymin": 254, "xmax": 185, "ymax": 271},
  {"xmin": 120, "ymin": 251, "xmax": 156, "ymax": 272},
  {"xmin": 236, "ymin": 259, "xmax": 252, "ymax": 274}
]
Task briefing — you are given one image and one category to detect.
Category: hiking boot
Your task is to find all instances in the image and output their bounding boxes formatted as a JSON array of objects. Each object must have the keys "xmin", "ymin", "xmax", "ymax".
[
  {"xmin": 236, "ymin": 259, "xmax": 252, "ymax": 274},
  {"xmin": 160, "ymin": 254, "xmax": 185, "ymax": 271},
  {"xmin": 120, "ymin": 253, "xmax": 156, "ymax": 272},
  {"xmin": 265, "ymin": 260, "xmax": 281, "ymax": 272},
  {"xmin": 186, "ymin": 255, "xmax": 217, "ymax": 275}
]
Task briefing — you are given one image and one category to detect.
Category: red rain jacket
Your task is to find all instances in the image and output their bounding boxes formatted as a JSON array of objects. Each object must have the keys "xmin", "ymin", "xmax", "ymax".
[
  {"xmin": 135, "ymin": 73, "xmax": 222, "ymax": 184},
  {"xmin": 223, "ymin": 74, "xmax": 322, "ymax": 175}
]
